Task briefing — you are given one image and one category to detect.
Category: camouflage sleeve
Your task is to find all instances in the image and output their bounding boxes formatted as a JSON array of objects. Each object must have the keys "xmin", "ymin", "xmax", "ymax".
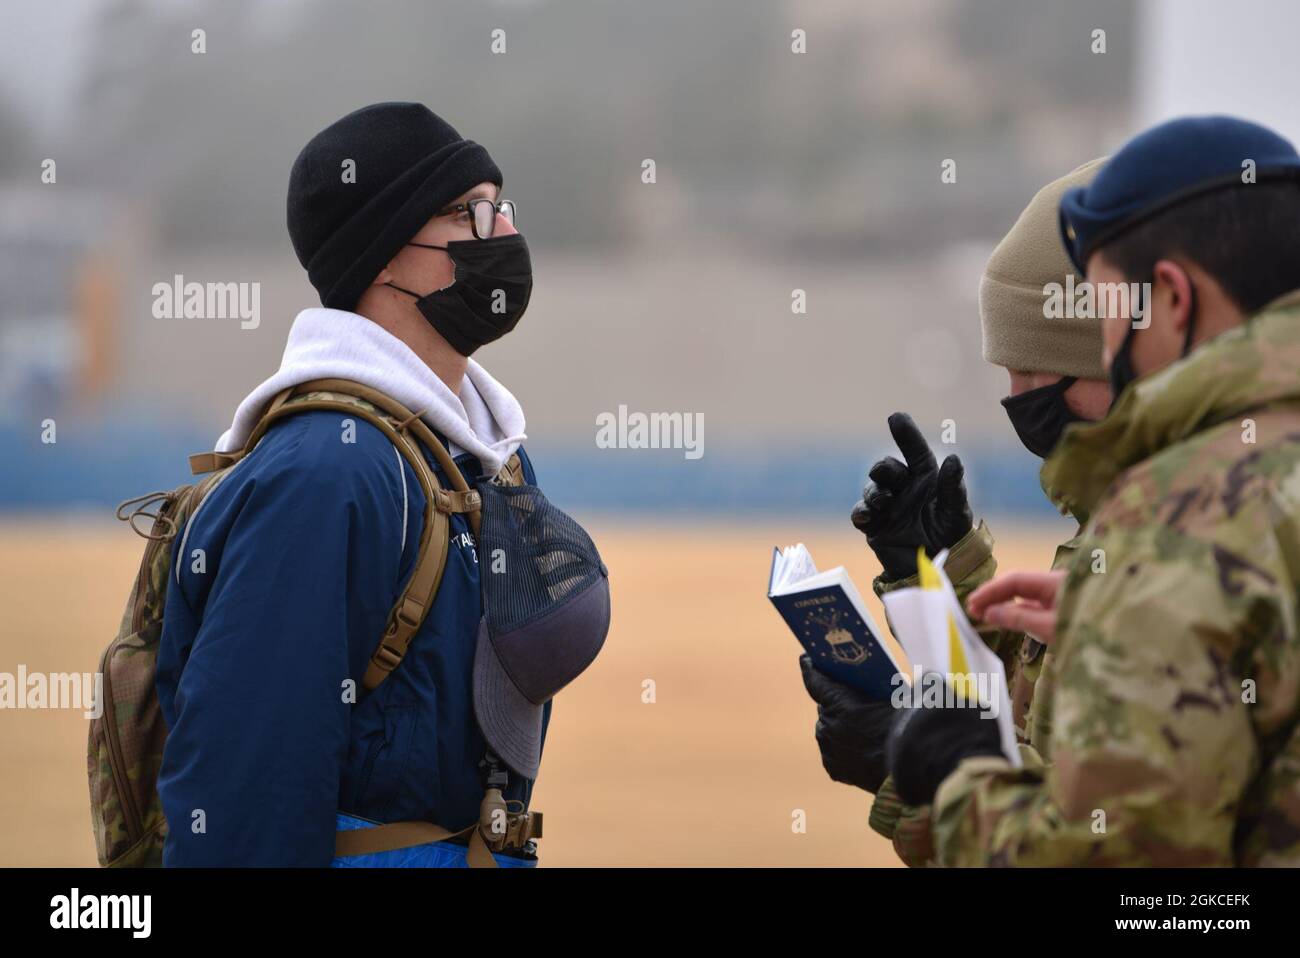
[
  {"xmin": 868, "ymin": 775, "xmax": 937, "ymax": 866},
  {"xmin": 929, "ymin": 534, "xmax": 1263, "ymax": 867}
]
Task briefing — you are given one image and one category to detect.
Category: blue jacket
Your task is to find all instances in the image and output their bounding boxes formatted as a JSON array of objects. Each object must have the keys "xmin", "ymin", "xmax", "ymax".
[{"xmin": 155, "ymin": 409, "xmax": 548, "ymax": 866}]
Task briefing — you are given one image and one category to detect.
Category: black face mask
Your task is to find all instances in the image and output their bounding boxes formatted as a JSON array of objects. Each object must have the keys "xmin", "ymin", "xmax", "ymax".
[
  {"xmin": 387, "ymin": 233, "xmax": 533, "ymax": 356},
  {"xmin": 1108, "ymin": 278, "xmax": 1198, "ymax": 412},
  {"xmin": 1108, "ymin": 325, "xmax": 1140, "ymax": 411},
  {"xmin": 1001, "ymin": 376, "xmax": 1081, "ymax": 459}
]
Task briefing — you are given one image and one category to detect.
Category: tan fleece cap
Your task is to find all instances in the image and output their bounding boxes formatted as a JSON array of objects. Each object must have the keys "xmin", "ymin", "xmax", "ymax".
[{"xmin": 980, "ymin": 157, "xmax": 1109, "ymax": 380}]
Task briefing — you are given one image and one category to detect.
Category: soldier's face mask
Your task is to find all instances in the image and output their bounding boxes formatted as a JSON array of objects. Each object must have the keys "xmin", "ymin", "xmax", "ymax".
[
  {"xmin": 387, "ymin": 233, "xmax": 533, "ymax": 356},
  {"xmin": 1108, "ymin": 275, "xmax": 1198, "ymax": 410},
  {"xmin": 1001, "ymin": 376, "xmax": 1081, "ymax": 459}
]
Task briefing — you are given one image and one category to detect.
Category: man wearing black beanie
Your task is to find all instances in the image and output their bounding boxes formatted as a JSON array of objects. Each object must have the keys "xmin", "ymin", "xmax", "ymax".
[
  {"xmin": 154, "ymin": 103, "xmax": 561, "ymax": 867},
  {"xmin": 287, "ymin": 100, "xmax": 533, "ymax": 376}
]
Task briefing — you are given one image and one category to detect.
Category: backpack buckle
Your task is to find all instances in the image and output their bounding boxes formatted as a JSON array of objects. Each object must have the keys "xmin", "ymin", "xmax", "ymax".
[
  {"xmin": 395, "ymin": 595, "xmax": 424, "ymax": 629},
  {"xmin": 372, "ymin": 643, "xmax": 403, "ymax": 673}
]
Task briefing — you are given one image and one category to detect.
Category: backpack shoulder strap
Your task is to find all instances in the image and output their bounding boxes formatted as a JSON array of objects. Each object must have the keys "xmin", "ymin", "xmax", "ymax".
[
  {"xmin": 187, "ymin": 378, "xmax": 483, "ymax": 692},
  {"xmin": 495, "ymin": 452, "xmax": 525, "ymax": 488},
  {"xmin": 187, "ymin": 386, "xmax": 296, "ymax": 476}
]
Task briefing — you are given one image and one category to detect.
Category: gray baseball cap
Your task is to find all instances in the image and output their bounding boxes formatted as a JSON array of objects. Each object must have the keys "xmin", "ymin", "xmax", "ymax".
[{"xmin": 472, "ymin": 482, "xmax": 610, "ymax": 779}]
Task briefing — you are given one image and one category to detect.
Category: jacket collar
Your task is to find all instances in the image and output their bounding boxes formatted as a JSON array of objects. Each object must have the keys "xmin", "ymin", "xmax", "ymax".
[{"xmin": 1040, "ymin": 288, "xmax": 1300, "ymax": 517}]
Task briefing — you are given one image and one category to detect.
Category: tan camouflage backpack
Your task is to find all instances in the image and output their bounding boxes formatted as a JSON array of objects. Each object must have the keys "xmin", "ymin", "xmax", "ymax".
[{"xmin": 89, "ymin": 378, "xmax": 522, "ymax": 866}]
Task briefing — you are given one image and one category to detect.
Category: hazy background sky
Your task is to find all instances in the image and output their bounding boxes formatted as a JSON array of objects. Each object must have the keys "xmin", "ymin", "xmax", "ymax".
[{"xmin": 2, "ymin": 0, "xmax": 1298, "ymax": 516}]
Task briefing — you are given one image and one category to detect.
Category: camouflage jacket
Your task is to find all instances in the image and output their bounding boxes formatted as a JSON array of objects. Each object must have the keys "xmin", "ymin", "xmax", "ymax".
[
  {"xmin": 931, "ymin": 289, "xmax": 1300, "ymax": 867},
  {"xmin": 867, "ymin": 519, "xmax": 1081, "ymax": 866}
]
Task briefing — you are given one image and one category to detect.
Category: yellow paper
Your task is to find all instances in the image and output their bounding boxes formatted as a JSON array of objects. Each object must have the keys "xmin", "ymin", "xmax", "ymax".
[{"xmin": 917, "ymin": 549, "xmax": 971, "ymax": 685}]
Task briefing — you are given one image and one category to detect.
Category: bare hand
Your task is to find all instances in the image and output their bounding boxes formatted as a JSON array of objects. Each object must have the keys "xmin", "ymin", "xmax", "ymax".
[{"xmin": 965, "ymin": 569, "xmax": 1066, "ymax": 645}]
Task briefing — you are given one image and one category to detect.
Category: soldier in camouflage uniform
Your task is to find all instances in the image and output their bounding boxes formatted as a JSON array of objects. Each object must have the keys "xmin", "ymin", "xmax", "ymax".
[
  {"xmin": 891, "ymin": 115, "xmax": 1300, "ymax": 866},
  {"xmin": 801, "ymin": 158, "xmax": 1111, "ymax": 866}
]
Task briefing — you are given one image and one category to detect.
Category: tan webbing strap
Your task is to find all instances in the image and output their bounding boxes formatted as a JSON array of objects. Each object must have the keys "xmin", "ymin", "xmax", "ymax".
[
  {"xmin": 242, "ymin": 380, "xmax": 494, "ymax": 689},
  {"xmin": 468, "ymin": 452, "xmax": 523, "ymax": 538},
  {"xmin": 358, "ymin": 419, "xmax": 451, "ymax": 689},
  {"xmin": 291, "ymin": 380, "xmax": 523, "ymax": 498},
  {"xmin": 333, "ymin": 788, "xmax": 543, "ymax": 865},
  {"xmin": 334, "ymin": 819, "xmax": 466, "ymax": 857},
  {"xmin": 294, "ymin": 379, "xmax": 509, "ymax": 541},
  {"xmin": 188, "ymin": 380, "xmax": 515, "ymax": 692},
  {"xmin": 225, "ymin": 384, "xmax": 453, "ymax": 692},
  {"xmin": 441, "ymin": 488, "xmax": 483, "ymax": 515},
  {"xmin": 333, "ymin": 820, "xmax": 502, "ymax": 867},
  {"xmin": 188, "ymin": 387, "xmax": 295, "ymax": 475},
  {"xmin": 265, "ymin": 384, "xmax": 295, "ymax": 417},
  {"xmin": 293, "ymin": 378, "xmax": 471, "ymax": 489},
  {"xmin": 188, "ymin": 450, "xmax": 241, "ymax": 475},
  {"xmin": 466, "ymin": 828, "xmax": 499, "ymax": 868},
  {"xmin": 496, "ymin": 452, "xmax": 525, "ymax": 488}
]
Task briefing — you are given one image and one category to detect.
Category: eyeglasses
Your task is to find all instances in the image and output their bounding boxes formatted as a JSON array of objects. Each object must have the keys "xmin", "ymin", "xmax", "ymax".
[{"xmin": 435, "ymin": 198, "xmax": 516, "ymax": 239}]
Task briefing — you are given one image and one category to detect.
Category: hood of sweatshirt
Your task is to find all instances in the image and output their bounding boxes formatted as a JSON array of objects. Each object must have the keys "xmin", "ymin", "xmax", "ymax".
[{"xmin": 214, "ymin": 308, "xmax": 526, "ymax": 477}]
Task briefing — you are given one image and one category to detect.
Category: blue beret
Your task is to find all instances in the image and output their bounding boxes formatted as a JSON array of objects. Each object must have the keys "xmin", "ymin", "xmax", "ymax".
[{"xmin": 1059, "ymin": 115, "xmax": 1300, "ymax": 272}]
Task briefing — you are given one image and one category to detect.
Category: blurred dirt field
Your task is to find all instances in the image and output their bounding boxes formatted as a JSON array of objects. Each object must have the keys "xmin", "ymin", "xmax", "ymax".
[{"xmin": 0, "ymin": 516, "xmax": 1065, "ymax": 867}]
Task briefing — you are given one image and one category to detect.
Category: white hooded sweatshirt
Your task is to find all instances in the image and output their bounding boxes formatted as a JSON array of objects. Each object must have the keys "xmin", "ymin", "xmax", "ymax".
[{"xmin": 215, "ymin": 308, "xmax": 526, "ymax": 477}]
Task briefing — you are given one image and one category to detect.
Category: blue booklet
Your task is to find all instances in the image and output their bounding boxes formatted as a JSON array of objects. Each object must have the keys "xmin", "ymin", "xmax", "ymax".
[{"xmin": 768, "ymin": 544, "xmax": 905, "ymax": 700}]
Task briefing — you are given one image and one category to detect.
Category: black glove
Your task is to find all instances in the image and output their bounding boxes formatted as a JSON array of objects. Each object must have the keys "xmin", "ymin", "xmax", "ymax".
[
  {"xmin": 851, "ymin": 412, "xmax": 973, "ymax": 581},
  {"xmin": 799, "ymin": 655, "xmax": 896, "ymax": 794},
  {"xmin": 885, "ymin": 681, "xmax": 1004, "ymax": 807}
]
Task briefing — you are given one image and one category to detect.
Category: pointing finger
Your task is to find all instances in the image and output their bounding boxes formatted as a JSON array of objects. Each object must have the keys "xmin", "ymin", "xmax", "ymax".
[{"xmin": 887, "ymin": 412, "xmax": 936, "ymax": 476}]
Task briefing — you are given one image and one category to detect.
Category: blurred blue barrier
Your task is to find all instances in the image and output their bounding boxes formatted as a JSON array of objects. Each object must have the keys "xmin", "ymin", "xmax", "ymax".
[{"xmin": 0, "ymin": 413, "xmax": 1062, "ymax": 521}]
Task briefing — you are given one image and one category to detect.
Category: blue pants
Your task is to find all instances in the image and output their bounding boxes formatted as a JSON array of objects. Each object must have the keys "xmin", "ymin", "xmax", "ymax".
[{"xmin": 331, "ymin": 813, "xmax": 537, "ymax": 868}]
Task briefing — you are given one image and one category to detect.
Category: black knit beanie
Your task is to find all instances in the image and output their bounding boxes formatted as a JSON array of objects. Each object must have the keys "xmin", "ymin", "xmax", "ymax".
[{"xmin": 286, "ymin": 102, "xmax": 503, "ymax": 310}]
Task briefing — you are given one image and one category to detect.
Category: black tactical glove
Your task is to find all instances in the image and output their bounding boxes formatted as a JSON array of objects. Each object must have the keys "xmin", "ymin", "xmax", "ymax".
[
  {"xmin": 799, "ymin": 654, "xmax": 896, "ymax": 794},
  {"xmin": 885, "ymin": 680, "xmax": 1004, "ymax": 807},
  {"xmin": 851, "ymin": 412, "xmax": 973, "ymax": 582}
]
